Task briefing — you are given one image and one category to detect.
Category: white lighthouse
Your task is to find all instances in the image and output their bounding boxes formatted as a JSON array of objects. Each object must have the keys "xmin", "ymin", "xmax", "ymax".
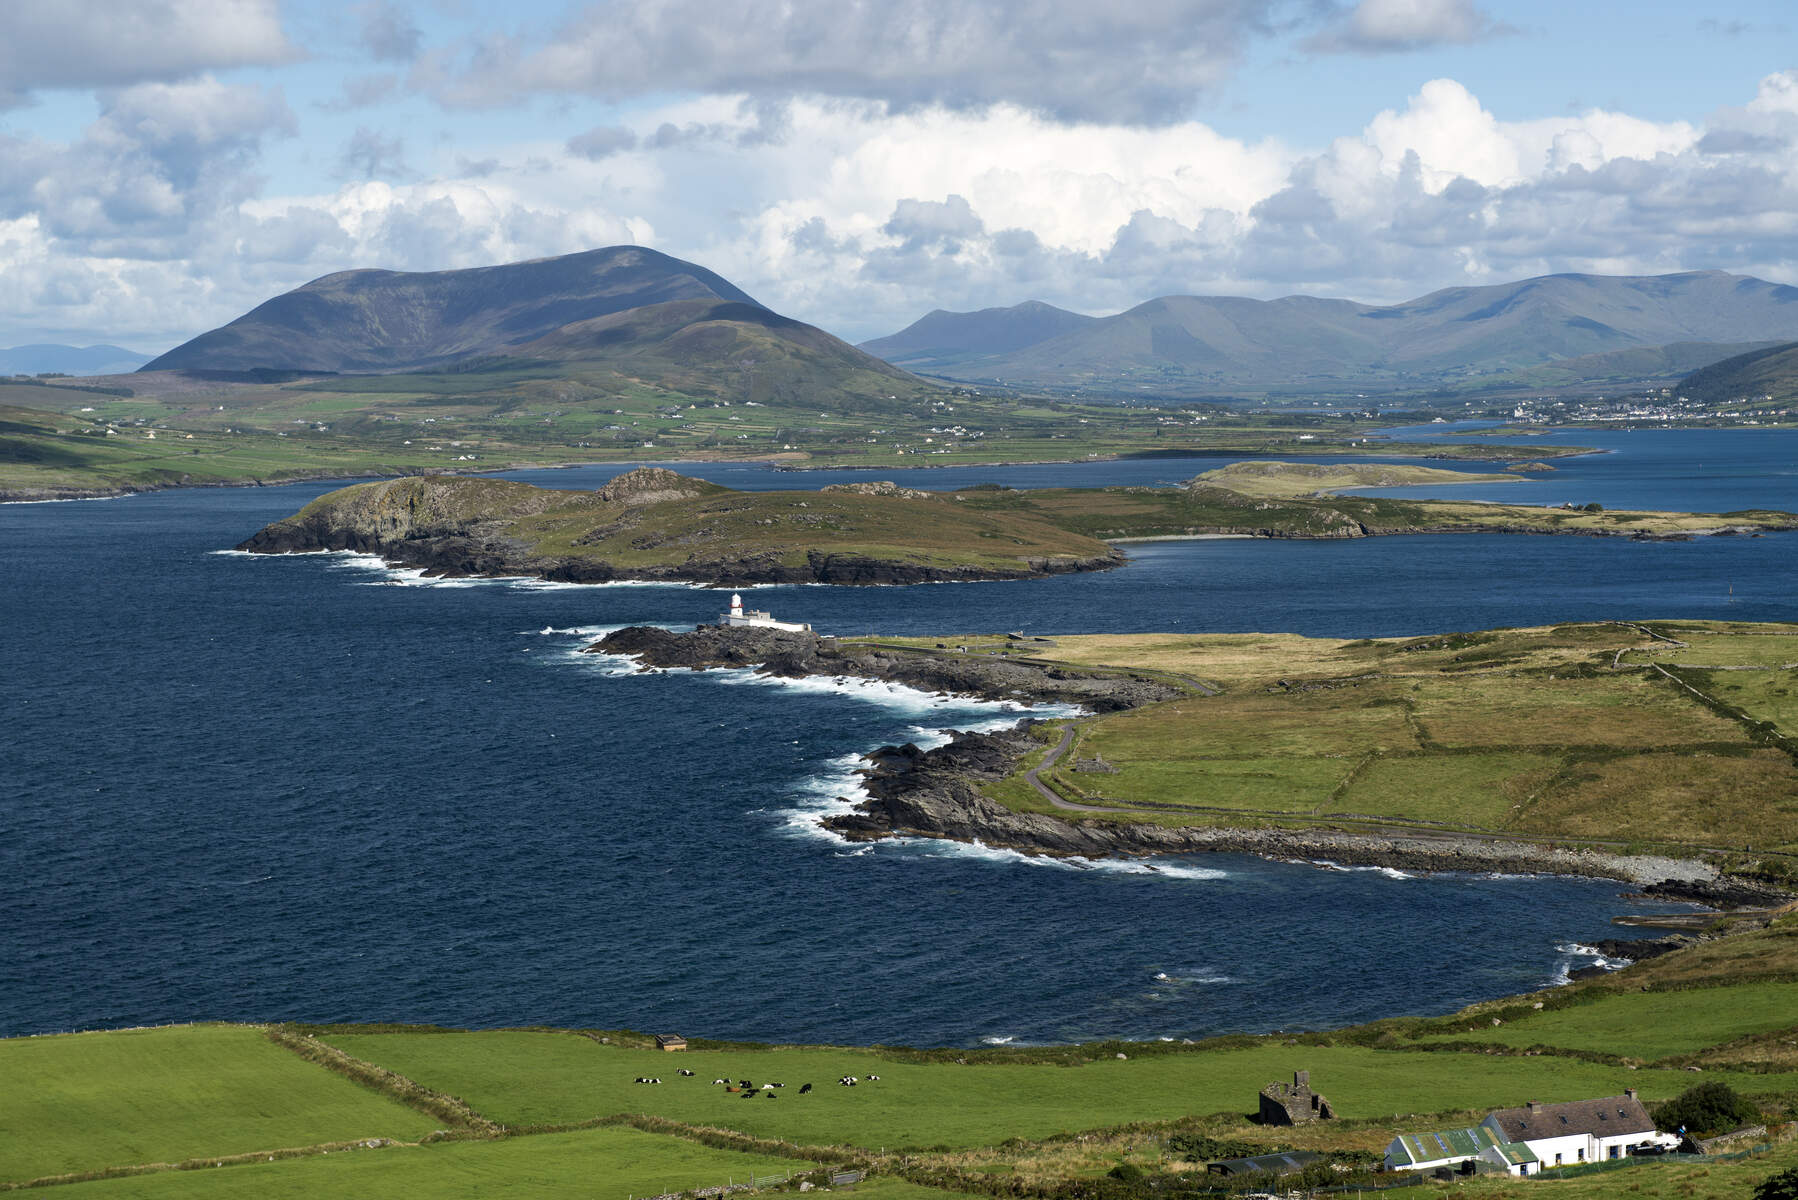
[{"xmin": 721, "ymin": 591, "xmax": 811, "ymax": 632}]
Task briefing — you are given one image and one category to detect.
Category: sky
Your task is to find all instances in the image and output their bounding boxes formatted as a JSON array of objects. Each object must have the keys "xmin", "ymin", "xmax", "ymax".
[{"xmin": 2, "ymin": 0, "xmax": 1797, "ymax": 354}]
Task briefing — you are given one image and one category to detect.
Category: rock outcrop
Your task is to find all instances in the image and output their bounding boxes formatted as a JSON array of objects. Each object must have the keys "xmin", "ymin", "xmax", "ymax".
[{"xmin": 592, "ymin": 625, "xmax": 1179, "ymax": 711}]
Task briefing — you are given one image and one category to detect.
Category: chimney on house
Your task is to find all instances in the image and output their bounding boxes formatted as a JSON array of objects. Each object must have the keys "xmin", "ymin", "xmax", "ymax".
[
  {"xmin": 1527, "ymin": 1101, "xmax": 1542, "ymax": 1114},
  {"xmin": 1295, "ymin": 1070, "xmax": 1309, "ymax": 1089},
  {"xmin": 1624, "ymin": 1088, "xmax": 1638, "ymax": 1101}
]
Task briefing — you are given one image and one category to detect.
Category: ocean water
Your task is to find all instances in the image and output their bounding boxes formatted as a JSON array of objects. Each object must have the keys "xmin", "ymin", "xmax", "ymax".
[
  {"xmin": 1351, "ymin": 424, "xmax": 1798, "ymax": 513},
  {"xmin": 5, "ymin": 441, "xmax": 1795, "ymax": 1046}
]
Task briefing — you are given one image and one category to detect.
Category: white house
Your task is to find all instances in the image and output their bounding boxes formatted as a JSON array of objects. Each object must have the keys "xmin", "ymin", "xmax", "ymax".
[
  {"xmin": 1481, "ymin": 1090, "xmax": 1678, "ymax": 1168},
  {"xmin": 1384, "ymin": 1125, "xmax": 1539, "ymax": 1176}
]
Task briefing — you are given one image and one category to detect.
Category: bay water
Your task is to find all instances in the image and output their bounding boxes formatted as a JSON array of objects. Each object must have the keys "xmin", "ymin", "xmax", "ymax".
[{"xmin": 5, "ymin": 430, "xmax": 1794, "ymax": 1045}]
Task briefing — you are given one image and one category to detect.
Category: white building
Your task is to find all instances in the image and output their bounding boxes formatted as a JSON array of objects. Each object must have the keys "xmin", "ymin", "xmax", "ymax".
[
  {"xmin": 721, "ymin": 593, "xmax": 811, "ymax": 633},
  {"xmin": 1386, "ymin": 1090, "xmax": 1677, "ymax": 1177},
  {"xmin": 1384, "ymin": 1126, "xmax": 1539, "ymax": 1176},
  {"xmin": 1481, "ymin": 1091, "xmax": 1677, "ymax": 1167}
]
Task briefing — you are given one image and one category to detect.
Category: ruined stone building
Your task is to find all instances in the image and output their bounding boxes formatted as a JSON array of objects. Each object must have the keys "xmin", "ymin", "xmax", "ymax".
[{"xmin": 1259, "ymin": 1070, "xmax": 1334, "ymax": 1125}]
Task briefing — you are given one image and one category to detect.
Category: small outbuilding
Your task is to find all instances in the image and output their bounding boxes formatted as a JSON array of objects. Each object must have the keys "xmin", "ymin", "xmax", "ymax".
[
  {"xmin": 1206, "ymin": 1151, "xmax": 1320, "ymax": 1178},
  {"xmin": 1384, "ymin": 1126, "xmax": 1539, "ymax": 1177},
  {"xmin": 655, "ymin": 1034, "xmax": 688, "ymax": 1052},
  {"xmin": 1259, "ymin": 1070, "xmax": 1334, "ymax": 1125}
]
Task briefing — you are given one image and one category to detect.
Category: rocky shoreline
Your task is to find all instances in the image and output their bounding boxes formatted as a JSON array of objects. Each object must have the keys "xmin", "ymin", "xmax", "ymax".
[
  {"xmin": 233, "ymin": 469, "xmax": 1124, "ymax": 587},
  {"xmin": 237, "ymin": 524, "xmax": 1121, "ymax": 585},
  {"xmin": 593, "ymin": 625, "xmax": 1792, "ymax": 909},
  {"xmin": 590, "ymin": 625, "xmax": 1181, "ymax": 710}
]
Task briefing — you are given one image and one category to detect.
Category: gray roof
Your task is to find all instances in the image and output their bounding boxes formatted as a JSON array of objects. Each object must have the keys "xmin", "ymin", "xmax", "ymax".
[
  {"xmin": 1209, "ymin": 1151, "xmax": 1320, "ymax": 1176},
  {"xmin": 1487, "ymin": 1095, "xmax": 1655, "ymax": 1142}
]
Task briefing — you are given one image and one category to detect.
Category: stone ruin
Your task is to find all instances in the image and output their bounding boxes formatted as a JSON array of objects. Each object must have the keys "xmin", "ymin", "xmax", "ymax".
[{"xmin": 1259, "ymin": 1070, "xmax": 1334, "ymax": 1125}]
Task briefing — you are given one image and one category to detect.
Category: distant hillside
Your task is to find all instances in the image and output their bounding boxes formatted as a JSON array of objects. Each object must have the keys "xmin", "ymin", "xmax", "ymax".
[
  {"xmin": 139, "ymin": 246, "xmax": 927, "ymax": 411},
  {"xmin": 864, "ymin": 271, "xmax": 1798, "ymax": 396},
  {"xmin": 144, "ymin": 247, "xmax": 764, "ymax": 374},
  {"xmin": 1, "ymin": 344, "xmax": 149, "ymax": 376},
  {"xmin": 860, "ymin": 300, "xmax": 1096, "ymax": 370},
  {"xmin": 1676, "ymin": 341, "xmax": 1798, "ymax": 407}
]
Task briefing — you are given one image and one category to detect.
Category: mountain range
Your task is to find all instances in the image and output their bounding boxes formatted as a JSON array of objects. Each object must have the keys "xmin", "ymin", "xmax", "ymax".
[
  {"xmin": 142, "ymin": 246, "xmax": 925, "ymax": 411},
  {"xmin": 1, "ymin": 345, "xmax": 150, "ymax": 376},
  {"xmin": 862, "ymin": 271, "xmax": 1798, "ymax": 397}
]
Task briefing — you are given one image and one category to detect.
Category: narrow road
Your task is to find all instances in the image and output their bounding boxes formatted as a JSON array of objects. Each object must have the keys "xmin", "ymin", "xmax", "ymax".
[{"xmin": 1024, "ymin": 725, "xmax": 1129, "ymax": 812}]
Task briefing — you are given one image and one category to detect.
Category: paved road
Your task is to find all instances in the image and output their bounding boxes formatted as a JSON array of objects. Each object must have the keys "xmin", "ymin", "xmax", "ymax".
[{"xmin": 1023, "ymin": 725, "xmax": 1130, "ymax": 813}]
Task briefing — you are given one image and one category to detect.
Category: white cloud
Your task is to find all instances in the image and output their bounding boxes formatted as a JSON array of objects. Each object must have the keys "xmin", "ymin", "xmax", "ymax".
[
  {"xmin": 0, "ymin": 0, "xmax": 294, "ymax": 103},
  {"xmin": 413, "ymin": 0, "xmax": 1288, "ymax": 124},
  {"xmin": 1306, "ymin": 0, "xmax": 1509, "ymax": 53},
  {"xmin": 9, "ymin": 70, "xmax": 1798, "ymax": 353}
]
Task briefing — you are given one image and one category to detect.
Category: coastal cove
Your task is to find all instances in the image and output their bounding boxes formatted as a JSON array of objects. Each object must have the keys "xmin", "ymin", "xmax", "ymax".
[{"xmin": 6, "ymin": 442, "xmax": 1797, "ymax": 1047}]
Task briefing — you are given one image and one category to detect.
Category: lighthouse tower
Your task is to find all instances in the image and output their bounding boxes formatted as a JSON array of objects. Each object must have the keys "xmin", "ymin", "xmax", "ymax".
[{"xmin": 720, "ymin": 591, "xmax": 811, "ymax": 632}]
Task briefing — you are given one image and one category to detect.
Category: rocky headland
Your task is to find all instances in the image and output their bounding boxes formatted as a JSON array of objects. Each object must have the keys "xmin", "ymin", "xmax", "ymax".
[
  {"xmin": 591, "ymin": 625, "xmax": 1789, "ymax": 907},
  {"xmin": 591, "ymin": 624, "xmax": 1180, "ymax": 711},
  {"xmin": 236, "ymin": 467, "xmax": 1123, "ymax": 586}
]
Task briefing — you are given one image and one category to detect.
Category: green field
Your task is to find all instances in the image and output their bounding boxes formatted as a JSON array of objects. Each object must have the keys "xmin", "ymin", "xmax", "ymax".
[
  {"xmin": 1413, "ymin": 982, "xmax": 1798, "ymax": 1061},
  {"xmin": 0, "ymin": 364, "xmax": 1593, "ymax": 500},
  {"xmin": 0, "ymin": 1025, "xmax": 438, "ymax": 1185},
  {"xmin": 42, "ymin": 1127, "xmax": 812, "ymax": 1200},
  {"xmin": 917, "ymin": 621, "xmax": 1798, "ymax": 856},
  {"xmin": 319, "ymin": 1030, "xmax": 1787, "ymax": 1149},
  {"xmin": 10, "ymin": 907, "xmax": 1798, "ymax": 1200}
]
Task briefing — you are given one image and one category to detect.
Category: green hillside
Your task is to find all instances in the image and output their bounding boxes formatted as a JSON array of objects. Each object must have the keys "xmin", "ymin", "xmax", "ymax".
[{"xmin": 1678, "ymin": 341, "xmax": 1798, "ymax": 411}]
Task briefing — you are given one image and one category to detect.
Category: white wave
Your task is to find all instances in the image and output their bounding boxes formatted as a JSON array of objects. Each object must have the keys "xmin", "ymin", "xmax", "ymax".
[
  {"xmin": 712, "ymin": 667, "xmax": 1082, "ymax": 727},
  {"xmin": 3, "ymin": 493, "xmax": 129, "ymax": 505},
  {"xmin": 980, "ymin": 1035, "xmax": 1015, "ymax": 1045},
  {"xmin": 527, "ymin": 624, "xmax": 634, "ymax": 639},
  {"xmin": 1547, "ymin": 940, "xmax": 1630, "ymax": 986},
  {"xmin": 1307, "ymin": 859, "xmax": 1414, "ymax": 880},
  {"xmin": 1153, "ymin": 968, "xmax": 1234, "ymax": 985}
]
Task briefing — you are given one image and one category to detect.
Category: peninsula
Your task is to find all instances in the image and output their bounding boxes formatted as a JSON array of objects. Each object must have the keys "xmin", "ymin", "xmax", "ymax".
[
  {"xmin": 235, "ymin": 467, "xmax": 1122, "ymax": 585},
  {"xmin": 593, "ymin": 619, "xmax": 1798, "ymax": 907},
  {"xmin": 238, "ymin": 461, "xmax": 1798, "ymax": 586}
]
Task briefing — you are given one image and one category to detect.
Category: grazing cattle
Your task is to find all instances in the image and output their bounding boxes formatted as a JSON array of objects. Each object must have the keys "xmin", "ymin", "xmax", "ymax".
[
  {"xmin": 799, "ymin": 1083, "xmax": 813, "ymax": 1094},
  {"xmin": 712, "ymin": 1078, "xmax": 727, "ymax": 1085},
  {"xmin": 741, "ymin": 1090, "xmax": 757, "ymax": 1100},
  {"xmin": 866, "ymin": 1074, "xmax": 880, "ymax": 1081},
  {"xmin": 678, "ymin": 1069, "xmax": 695, "ymax": 1077},
  {"xmin": 765, "ymin": 1092, "xmax": 777, "ymax": 1099},
  {"xmin": 739, "ymin": 1080, "xmax": 752, "ymax": 1089}
]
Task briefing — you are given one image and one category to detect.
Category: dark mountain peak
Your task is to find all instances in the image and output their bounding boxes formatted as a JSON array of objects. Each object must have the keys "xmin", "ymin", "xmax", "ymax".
[{"xmin": 143, "ymin": 245, "xmax": 762, "ymax": 374}]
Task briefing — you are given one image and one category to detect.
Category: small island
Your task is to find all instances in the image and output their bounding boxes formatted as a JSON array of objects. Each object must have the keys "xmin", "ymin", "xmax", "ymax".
[
  {"xmin": 234, "ymin": 467, "xmax": 1123, "ymax": 585},
  {"xmin": 237, "ymin": 462, "xmax": 1798, "ymax": 587}
]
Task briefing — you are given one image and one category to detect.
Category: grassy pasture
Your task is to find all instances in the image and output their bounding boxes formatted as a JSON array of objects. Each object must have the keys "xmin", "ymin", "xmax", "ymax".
[
  {"xmin": 44, "ymin": 1127, "xmax": 813, "ymax": 1200},
  {"xmin": 1338, "ymin": 752, "xmax": 1557, "ymax": 827},
  {"xmin": 1526, "ymin": 750, "xmax": 1798, "ymax": 851},
  {"xmin": 1408, "ymin": 673, "xmax": 1742, "ymax": 749},
  {"xmin": 951, "ymin": 622, "xmax": 1798, "ymax": 851},
  {"xmin": 319, "ymin": 1030, "xmax": 1789, "ymax": 1150},
  {"xmin": 1451, "ymin": 1141, "xmax": 1798, "ymax": 1200},
  {"xmin": 1694, "ymin": 668, "xmax": 1798, "ymax": 732},
  {"xmin": 1410, "ymin": 982, "xmax": 1798, "ymax": 1061},
  {"xmin": 0, "ymin": 1025, "xmax": 438, "ymax": 1185}
]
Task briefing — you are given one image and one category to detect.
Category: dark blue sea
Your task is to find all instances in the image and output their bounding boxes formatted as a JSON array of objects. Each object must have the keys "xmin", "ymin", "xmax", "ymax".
[{"xmin": 4, "ymin": 430, "xmax": 1796, "ymax": 1046}]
